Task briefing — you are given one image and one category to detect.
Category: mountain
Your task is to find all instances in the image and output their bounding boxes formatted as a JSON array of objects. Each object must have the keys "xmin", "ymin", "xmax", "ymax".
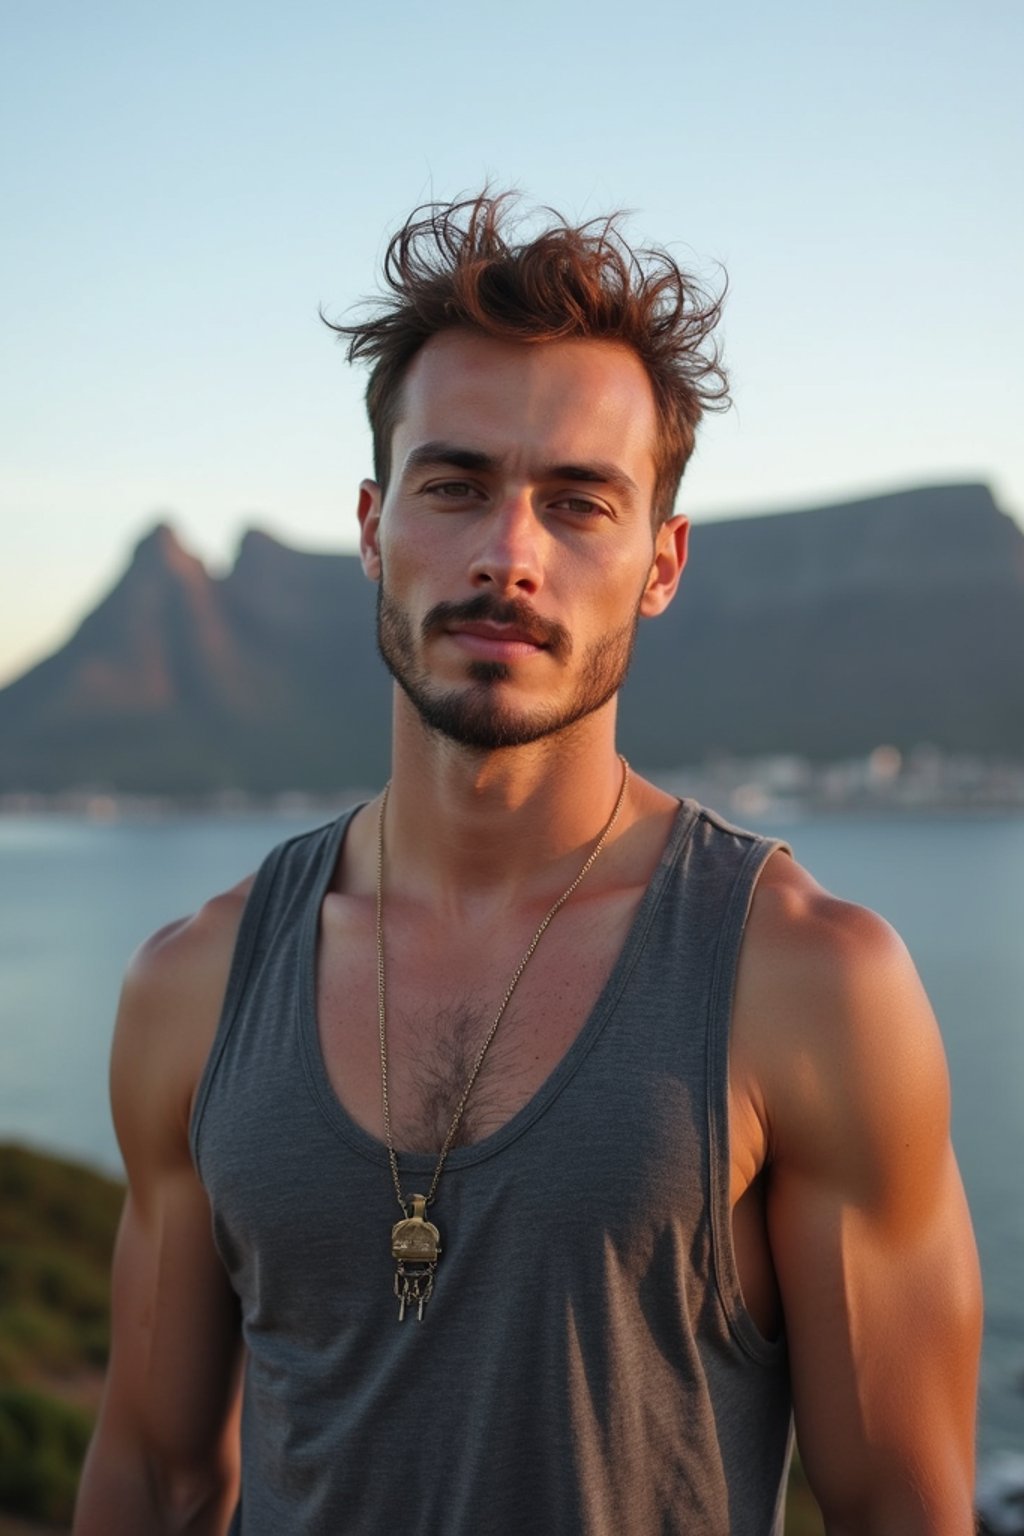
[
  {"xmin": 0, "ymin": 525, "xmax": 391, "ymax": 794},
  {"xmin": 621, "ymin": 482, "xmax": 1024, "ymax": 764},
  {"xmin": 0, "ymin": 483, "xmax": 1021, "ymax": 795}
]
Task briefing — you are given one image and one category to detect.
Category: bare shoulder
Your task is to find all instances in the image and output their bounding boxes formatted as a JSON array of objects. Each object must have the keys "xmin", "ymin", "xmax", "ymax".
[
  {"xmin": 111, "ymin": 875, "xmax": 255, "ymax": 1174},
  {"xmin": 121, "ymin": 874, "xmax": 255, "ymax": 1020},
  {"xmin": 734, "ymin": 849, "xmax": 951, "ymax": 1197},
  {"xmin": 739, "ymin": 846, "xmax": 927, "ymax": 1015}
]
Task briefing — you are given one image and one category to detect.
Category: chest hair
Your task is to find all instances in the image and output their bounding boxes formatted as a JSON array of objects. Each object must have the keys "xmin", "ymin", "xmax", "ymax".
[{"xmin": 394, "ymin": 997, "xmax": 535, "ymax": 1155}]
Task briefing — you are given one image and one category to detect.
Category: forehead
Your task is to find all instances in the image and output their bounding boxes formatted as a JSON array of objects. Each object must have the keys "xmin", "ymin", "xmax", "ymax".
[{"xmin": 391, "ymin": 329, "xmax": 660, "ymax": 493}]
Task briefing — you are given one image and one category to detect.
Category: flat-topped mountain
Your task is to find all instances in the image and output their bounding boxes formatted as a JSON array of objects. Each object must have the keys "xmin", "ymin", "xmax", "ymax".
[{"xmin": 1, "ymin": 483, "xmax": 1021, "ymax": 795}]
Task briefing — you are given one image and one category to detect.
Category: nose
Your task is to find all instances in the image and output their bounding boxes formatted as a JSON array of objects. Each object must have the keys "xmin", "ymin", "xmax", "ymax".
[{"xmin": 468, "ymin": 491, "xmax": 544, "ymax": 596}]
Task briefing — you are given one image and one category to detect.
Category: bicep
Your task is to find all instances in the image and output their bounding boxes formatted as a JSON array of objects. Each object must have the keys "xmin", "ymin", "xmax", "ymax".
[
  {"xmin": 763, "ymin": 909, "xmax": 981, "ymax": 1531},
  {"xmin": 103, "ymin": 1177, "xmax": 242, "ymax": 1465},
  {"xmin": 772, "ymin": 1149, "xmax": 979, "ymax": 1528}
]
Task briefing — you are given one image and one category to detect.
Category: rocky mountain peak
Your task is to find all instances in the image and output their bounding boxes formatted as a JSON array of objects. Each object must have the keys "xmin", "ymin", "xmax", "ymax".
[{"xmin": 128, "ymin": 521, "xmax": 208, "ymax": 583}]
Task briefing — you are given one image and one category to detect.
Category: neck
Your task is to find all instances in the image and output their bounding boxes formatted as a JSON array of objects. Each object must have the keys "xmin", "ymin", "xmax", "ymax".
[{"xmin": 382, "ymin": 692, "xmax": 629, "ymax": 906}]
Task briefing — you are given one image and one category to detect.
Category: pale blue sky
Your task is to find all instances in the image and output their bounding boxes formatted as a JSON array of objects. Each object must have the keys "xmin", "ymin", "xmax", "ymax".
[{"xmin": 2, "ymin": 0, "xmax": 1021, "ymax": 684}]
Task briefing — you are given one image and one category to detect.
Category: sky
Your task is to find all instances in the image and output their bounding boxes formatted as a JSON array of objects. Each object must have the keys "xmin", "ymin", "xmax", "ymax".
[{"xmin": 1, "ymin": 0, "xmax": 1021, "ymax": 686}]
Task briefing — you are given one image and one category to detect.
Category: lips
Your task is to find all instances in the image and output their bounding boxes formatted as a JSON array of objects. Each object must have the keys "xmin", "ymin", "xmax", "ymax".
[
  {"xmin": 422, "ymin": 596, "xmax": 571, "ymax": 661},
  {"xmin": 444, "ymin": 622, "xmax": 550, "ymax": 661},
  {"xmin": 446, "ymin": 621, "xmax": 548, "ymax": 648}
]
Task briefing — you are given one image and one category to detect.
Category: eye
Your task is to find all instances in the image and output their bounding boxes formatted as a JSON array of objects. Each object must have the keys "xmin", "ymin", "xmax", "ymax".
[
  {"xmin": 551, "ymin": 494, "xmax": 608, "ymax": 519},
  {"xmin": 424, "ymin": 480, "xmax": 483, "ymax": 502}
]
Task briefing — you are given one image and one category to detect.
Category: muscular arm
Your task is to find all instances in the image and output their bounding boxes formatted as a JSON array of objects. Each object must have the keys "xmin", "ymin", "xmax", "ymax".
[
  {"xmin": 737, "ymin": 863, "xmax": 982, "ymax": 1535},
  {"xmin": 74, "ymin": 889, "xmax": 250, "ymax": 1534}
]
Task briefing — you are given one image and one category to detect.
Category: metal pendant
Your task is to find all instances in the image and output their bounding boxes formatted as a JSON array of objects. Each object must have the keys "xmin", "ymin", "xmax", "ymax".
[{"xmin": 391, "ymin": 1194, "xmax": 441, "ymax": 1321}]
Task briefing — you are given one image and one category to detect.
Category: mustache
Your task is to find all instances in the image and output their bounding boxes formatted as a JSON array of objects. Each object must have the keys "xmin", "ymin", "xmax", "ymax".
[{"xmin": 422, "ymin": 594, "xmax": 572, "ymax": 660}]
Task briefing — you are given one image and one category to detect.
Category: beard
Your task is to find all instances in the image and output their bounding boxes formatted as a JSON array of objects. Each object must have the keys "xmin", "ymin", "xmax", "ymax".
[{"xmin": 376, "ymin": 582, "xmax": 641, "ymax": 751}]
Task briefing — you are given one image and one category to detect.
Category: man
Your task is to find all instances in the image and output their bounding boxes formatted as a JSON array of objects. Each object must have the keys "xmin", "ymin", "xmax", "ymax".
[{"xmin": 75, "ymin": 193, "xmax": 981, "ymax": 1534}]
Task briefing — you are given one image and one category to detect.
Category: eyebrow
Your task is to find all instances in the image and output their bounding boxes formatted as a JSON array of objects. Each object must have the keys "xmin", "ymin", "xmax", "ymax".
[
  {"xmin": 401, "ymin": 441, "xmax": 641, "ymax": 501},
  {"xmin": 401, "ymin": 442, "xmax": 498, "ymax": 477},
  {"xmin": 549, "ymin": 461, "xmax": 641, "ymax": 501}
]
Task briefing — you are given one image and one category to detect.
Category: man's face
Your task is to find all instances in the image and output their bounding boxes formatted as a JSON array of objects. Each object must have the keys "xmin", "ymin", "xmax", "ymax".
[{"xmin": 358, "ymin": 329, "xmax": 687, "ymax": 751}]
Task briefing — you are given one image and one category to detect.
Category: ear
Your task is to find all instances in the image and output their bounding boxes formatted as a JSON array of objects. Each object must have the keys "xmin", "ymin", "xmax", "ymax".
[
  {"xmin": 357, "ymin": 480, "xmax": 383, "ymax": 581},
  {"xmin": 639, "ymin": 514, "xmax": 688, "ymax": 617}
]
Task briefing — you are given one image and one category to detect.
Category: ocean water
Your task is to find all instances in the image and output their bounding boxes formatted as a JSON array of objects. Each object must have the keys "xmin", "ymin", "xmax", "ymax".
[{"xmin": 1, "ymin": 805, "xmax": 1021, "ymax": 1457}]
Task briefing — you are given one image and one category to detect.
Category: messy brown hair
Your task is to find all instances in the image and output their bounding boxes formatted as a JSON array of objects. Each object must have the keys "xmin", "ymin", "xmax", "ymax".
[{"xmin": 326, "ymin": 192, "xmax": 730, "ymax": 523}]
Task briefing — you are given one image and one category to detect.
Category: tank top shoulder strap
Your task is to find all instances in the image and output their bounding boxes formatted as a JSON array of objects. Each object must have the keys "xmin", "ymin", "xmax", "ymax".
[
  {"xmin": 676, "ymin": 801, "xmax": 791, "ymax": 1359},
  {"xmin": 189, "ymin": 808, "xmax": 359, "ymax": 1174}
]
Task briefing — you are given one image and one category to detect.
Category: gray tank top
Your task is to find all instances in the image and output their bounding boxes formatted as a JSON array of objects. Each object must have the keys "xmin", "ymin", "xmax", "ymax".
[{"xmin": 191, "ymin": 799, "xmax": 794, "ymax": 1535}]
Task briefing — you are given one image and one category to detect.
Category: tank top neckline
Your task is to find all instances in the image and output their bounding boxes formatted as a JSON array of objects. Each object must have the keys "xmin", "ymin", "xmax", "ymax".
[{"xmin": 297, "ymin": 796, "xmax": 701, "ymax": 1174}]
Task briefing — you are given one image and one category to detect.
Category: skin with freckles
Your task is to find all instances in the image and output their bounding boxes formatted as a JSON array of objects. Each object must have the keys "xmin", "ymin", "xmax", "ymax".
[{"xmin": 75, "ymin": 328, "xmax": 982, "ymax": 1536}]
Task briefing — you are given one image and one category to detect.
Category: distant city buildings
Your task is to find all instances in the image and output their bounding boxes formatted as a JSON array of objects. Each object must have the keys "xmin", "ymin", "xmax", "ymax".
[
  {"xmin": 3, "ymin": 749, "xmax": 1024, "ymax": 820},
  {"xmin": 653, "ymin": 748, "xmax": 1024, "ymax": 820}
]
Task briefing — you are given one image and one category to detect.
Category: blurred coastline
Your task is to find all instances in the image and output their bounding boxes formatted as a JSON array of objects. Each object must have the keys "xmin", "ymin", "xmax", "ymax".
[{"xmin": 3, "ymin": 746, "xmax": 1024, "ymax": 823}]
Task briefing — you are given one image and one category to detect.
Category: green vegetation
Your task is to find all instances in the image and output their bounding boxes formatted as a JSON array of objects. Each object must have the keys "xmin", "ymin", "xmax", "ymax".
[
  {"xmin": 0, "ymin": 1141, "xmax": 825, "ymax": 1532},
  {"xmin": 784, "ymin": 1449, "xmax": 826, "ymax": 1535},
  {"xmin": 0, "ymin": 1391, "xmax": 92, "ymax": 1525},
  {"xmin": 0, "ymin": 1145, "xmax": 122, "ymax": 1525}
]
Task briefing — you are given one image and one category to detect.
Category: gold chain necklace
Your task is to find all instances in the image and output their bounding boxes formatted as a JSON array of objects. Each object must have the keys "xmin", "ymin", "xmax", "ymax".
[{"xmin": 375, "ymin": 755, "xmax": 630, "ymax": 1321}]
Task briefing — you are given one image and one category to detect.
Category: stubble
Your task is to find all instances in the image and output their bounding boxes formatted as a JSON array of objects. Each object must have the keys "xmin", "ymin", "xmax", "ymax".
[{"xmin": 376, "ymin": 582, "xmax": 641, "ymax": 751}]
